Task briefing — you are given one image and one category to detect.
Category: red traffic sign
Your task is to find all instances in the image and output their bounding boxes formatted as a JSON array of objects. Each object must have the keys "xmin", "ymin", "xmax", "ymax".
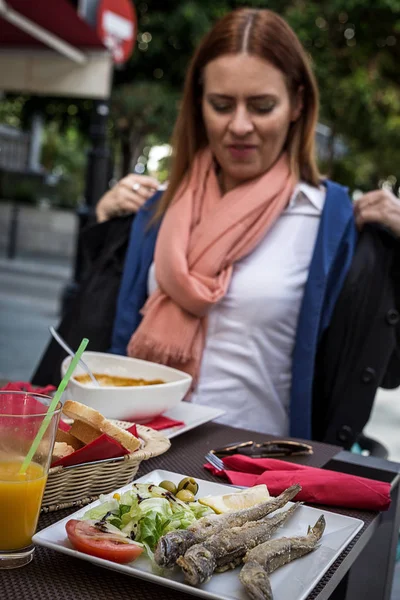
[{"xmin": 97, "ymin": 0, "xmax": 137, "ymax": 64}]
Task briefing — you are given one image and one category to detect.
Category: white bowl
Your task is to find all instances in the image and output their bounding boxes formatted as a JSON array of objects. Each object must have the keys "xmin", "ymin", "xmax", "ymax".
[{"xmin": 61, "ymin": 351, "xmax": 192, "ymax": 423}]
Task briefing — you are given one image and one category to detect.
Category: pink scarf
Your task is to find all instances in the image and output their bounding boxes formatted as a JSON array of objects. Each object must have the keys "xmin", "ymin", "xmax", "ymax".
[{"xmin": 128, "ymin": 148, "xmax": 295, "ymax": 381}]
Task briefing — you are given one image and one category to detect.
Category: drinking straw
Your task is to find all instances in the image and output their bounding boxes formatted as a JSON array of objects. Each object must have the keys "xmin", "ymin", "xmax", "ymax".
[{"xmin": 19, "ymin": 337, "xmax": 89, "ymax": 474}]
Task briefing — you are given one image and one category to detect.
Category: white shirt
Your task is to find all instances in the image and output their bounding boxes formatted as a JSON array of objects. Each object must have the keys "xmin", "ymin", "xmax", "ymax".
[{"xmin": 148, "ymin": 182, "xmax": 326, "ymax": 435}]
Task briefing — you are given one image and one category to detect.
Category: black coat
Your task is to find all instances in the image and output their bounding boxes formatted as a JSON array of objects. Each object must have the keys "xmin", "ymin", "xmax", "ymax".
[
  {"xmin": 32, "ymin": 218, "xmax": 400, "ymax": 449},
  {"xmin": 31, "ymin": 216, "xmax": 133, "ymax": 387},
  {"xmin": 312, "ymin": 225, "xmax": 400, "ymax": 449}
]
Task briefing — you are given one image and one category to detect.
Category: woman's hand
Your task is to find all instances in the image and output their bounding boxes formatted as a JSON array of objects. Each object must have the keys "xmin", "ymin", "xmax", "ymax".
[
  {"xmin": 354, "ymin": 188, "xmax": 400, "ymax": 237},
  {"xmin": 96, "ymin": 174, "xmax": 160, "ymax": 222}
]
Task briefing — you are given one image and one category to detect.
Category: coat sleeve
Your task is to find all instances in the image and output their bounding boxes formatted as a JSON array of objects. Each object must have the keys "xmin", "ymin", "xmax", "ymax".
[
  {"xmin": 110, "ymin": 192, "xmax": 162, "ymax": 355},
  {"xmin": 312, "ymin": 226, "xmax": 399, "ymax": 448},
  {"xmin": 31, "ymin": 215, "xmax": 134, "ymax": 386}
]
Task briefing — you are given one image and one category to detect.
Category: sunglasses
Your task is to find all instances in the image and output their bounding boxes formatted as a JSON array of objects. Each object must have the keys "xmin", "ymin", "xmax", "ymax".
[{"xmin": 210, "ymin": 440, "xmax": 313, "ymax": 459}]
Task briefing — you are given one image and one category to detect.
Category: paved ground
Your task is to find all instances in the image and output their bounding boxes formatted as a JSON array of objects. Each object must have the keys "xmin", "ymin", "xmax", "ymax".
[
  {"xmin": 0, "ymin": 255, "xmax": 72, "ymax": 381},
  {"xmin": 0, "ymin": 253, "xmax": 399, "ymax": 598}
]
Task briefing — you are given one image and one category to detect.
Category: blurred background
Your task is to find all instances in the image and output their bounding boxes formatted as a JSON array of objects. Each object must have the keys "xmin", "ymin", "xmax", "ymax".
[
  {"xmin": 0, "ymin": 1, "xmax": 399, "ymax": 461},
  {"xmin": 0, "ymin": 3, "xmax": 399, "ymax": 594}
]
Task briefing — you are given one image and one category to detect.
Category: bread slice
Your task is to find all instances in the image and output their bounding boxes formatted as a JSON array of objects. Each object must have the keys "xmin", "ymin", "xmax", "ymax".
[
  {"xmin": 69, "ymin": 420, "xmax": 102, "ymax": 445},
  {"xmin": 56, "ymin": 427, "xmax": 84, "ymax": 450},
  {"xmin": 62, "ymin": 400, "xmax": 141, "ymax": 453},
  {"xmin": 52, "ymin": 441, "xmax": 75, "ymax": 462},
  {"xmin": 62, "ymin": 401, "xmax": 104, "ymax": 430},
  {"xmin": 99, "ymin": 419, "xmax": 141, "ymax": 453}
]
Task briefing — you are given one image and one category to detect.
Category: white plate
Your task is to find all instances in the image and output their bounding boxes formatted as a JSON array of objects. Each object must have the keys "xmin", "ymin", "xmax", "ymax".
[
  {"xmin": 33, "ymin": 469, "xmax": 364, "ymax": 600},
  {"xmin": 155, "ymin": 403, "xmax": 226, "ymax": 439}
]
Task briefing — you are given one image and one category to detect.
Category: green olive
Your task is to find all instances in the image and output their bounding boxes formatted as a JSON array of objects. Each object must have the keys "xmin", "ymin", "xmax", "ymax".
[
  {"xmin": 176, "ymin": 489, "xmax": 195, "ymax": 503},
  {"xmin": 177, "ymin": 476, "xmax": 199, "ymax": 496},
  {"xmin": 159, "ymin": 480, "xmax": 177, "ymax": 495}
]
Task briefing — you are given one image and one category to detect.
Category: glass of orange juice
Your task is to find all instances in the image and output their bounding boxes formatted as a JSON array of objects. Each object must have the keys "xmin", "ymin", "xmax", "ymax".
[{"xmin": 0, "ymin": 390, "xmax": 61, "ymax": 569}]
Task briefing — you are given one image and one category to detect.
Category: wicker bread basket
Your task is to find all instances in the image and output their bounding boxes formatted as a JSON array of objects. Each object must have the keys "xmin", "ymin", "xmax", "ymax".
[{"xmin": 41, "ymin": 424, "xmax": 171, "ymax": 512}]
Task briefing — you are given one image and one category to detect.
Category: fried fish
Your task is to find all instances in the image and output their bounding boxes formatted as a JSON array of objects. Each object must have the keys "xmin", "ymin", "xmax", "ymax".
[
  {"xmin": 239, "ymin": 515, "xmax": 326, "ymax": 600},
  {"xmin": 154, "ymin": 483, "xmax": 301, "ymax": 569},
  {"xmin": 176, "ymin": 502, "xmax": 300, "ymax": 585}
]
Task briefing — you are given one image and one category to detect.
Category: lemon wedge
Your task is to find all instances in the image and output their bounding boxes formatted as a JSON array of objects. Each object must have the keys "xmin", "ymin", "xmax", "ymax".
[{"xmin": 198, "ymin": 484, "xmax": 271, "ymax": 514}]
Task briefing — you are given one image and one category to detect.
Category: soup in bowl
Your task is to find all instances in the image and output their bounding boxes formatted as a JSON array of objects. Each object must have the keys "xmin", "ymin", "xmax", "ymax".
[
  {"xmin": 73, "ymin": 374, "xmax": 165, "ymax": 387},
  {"xmin": 61, "ymin": 352, "xmax": 192, "ymax": 423}
]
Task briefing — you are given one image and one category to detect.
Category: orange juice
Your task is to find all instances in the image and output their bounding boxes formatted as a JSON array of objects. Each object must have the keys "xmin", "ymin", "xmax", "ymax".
[{"xmin": 0, "ymin": 460, "xmax": 47, "ymax": 550}]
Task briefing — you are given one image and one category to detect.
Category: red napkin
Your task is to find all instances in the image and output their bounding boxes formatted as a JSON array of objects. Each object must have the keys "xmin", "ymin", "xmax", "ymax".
[
  {"xmin": 1, "ymin": 382, "xmax": 184, "ymax": 431},
  {"xmin": 1, "ymin": 381, "xmax": 56, "ymax": 396},
  {"xmin": 143, "ymin": 415, "xmax": 184, "ymax": 430},
  {"xmin": 0, "ymin": 384, "xmax": 58, "ymax": 434},
  {"xmin": 51, "ymin": 416, "xmax": 183, "ymax": 467},
  {"xmin": 1, "ymin": 382, "xmax": 181, "ymax": 467},
  {"xmin": 205, "ymin": 454, "xmax": 391, "ymax": 511},
  {"xmin": 51, "ymin": 423, "xmax": 139, "ymax": 468},
  {"xmin": 52, "ymin": 415, "xmax": 182, "ymax": 467},
  {"xmin": 58, "ymin": 418, "xmax": 71, "ymax": 432},
  {"xmin": 0, "ymin": 382, "xmax": 139, "ymax": 467},
  {"xmin": 0, "ymin": 388, "xmax": 139, "ymax": 467}
]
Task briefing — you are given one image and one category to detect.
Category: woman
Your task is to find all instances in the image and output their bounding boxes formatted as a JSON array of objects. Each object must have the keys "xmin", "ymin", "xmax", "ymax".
[
  {"xmin": 115, "ymin": 8, "xmax": 324, "ymax": 435},
  {"xmin": 39, "ymin": 8, "xmax": 400, "ymax": 447},
  {"xmin": 109, "ymin": 8, "xmax": 400, "ymax": 446}
]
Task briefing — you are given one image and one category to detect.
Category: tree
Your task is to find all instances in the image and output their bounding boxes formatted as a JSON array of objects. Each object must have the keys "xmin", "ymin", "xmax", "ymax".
[
  {"xmin": 111, "ymin": 81, "xmax": 179, "ymax": 175},
  {"xmin": 1, "ymin": 0, "xmax": 399, "ymax": 192},
  {"xmin": 110, "ymin": 0, "xmax": 232, "ymax": 170},
  {"xmin": 284, "ymin": 0, "xmax": 400, "ymax": 189},
  {"xmin": 111, "ymin": 0, "xmax": 400, "ymax": 188}
]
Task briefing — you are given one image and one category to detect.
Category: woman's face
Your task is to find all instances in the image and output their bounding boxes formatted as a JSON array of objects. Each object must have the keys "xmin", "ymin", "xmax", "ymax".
[{"xmin": 202, "ymin": 53, "xmax": 302, "ymax": 192}]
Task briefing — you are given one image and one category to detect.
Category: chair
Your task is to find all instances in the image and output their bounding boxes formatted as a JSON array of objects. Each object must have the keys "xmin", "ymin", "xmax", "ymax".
[{"xmin": 355, "ymin": 433, "xmax": 389, "ymax": 460}]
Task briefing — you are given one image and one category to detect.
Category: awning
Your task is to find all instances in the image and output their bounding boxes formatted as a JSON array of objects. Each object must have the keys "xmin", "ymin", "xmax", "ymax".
[{"xmin": 0, "ymin": 0, "xmax": 113, "ymax": 98}]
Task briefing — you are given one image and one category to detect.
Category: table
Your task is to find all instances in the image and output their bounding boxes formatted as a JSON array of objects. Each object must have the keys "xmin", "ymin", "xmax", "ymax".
[{"xmin": 2, "ymin": 422, "xmax": 400, "ymax": 600}]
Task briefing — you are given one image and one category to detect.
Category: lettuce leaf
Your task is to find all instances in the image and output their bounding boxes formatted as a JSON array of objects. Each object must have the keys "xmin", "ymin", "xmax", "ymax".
[
  {"xmin": 82, "ymin": 498, "xmax": 119, "ymax": 521},
  {"xmin": 81, "ymin": 482, "xmax": 215, "ymax": 556}
]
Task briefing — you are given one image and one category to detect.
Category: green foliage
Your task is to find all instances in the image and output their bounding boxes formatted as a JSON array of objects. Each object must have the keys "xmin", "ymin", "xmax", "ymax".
[
  {"xmin": 0, "ymin": 96, "xmax": 26, "ymax": 128},
  {"xmin": 40, "ymin": 123, "xmax": 88, "ymax": 208},
  {"xmin": 0, "ymin": 0, "xmax": 399, "ymax": 191},
  {"xmin": 111, "ymin": 81, "xmax": 179, "ymax": 171},
  {"xmin": 153, "ymin": 152, "xmax": 172, "ymax": 183},
  {"xmin": 111, "ymin": 0, "xmax": 400, "ymax": 189},
  {"xmin": 284, "ymin": 1, "xmax": 400, "ymax": 187},
  {"xmin": 112, "ymin": 82, "xmax": 178, "ymax": 137},
  {"xmin": 22, "ymin": 97, "xmax": 93, "ymax": 135}
]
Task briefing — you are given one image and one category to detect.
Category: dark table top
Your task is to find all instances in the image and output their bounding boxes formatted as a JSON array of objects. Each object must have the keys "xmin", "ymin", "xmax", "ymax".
[{"xmin": 1, "ymin": 422, "xmax": 388, "ymax": 600}]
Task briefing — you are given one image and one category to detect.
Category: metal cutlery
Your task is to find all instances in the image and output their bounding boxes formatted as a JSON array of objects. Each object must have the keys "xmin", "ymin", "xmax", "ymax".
[
  {"xmin": 204, "ymin": 452, "xmax": 248, "ymax": 489},
  {"xmin": 49, "ymin": 326, "xmax": 100, "ymax": 387}
]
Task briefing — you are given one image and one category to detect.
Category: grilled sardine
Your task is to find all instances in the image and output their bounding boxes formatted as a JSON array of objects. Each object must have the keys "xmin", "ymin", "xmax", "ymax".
[
  {"xmin": 154, "ymin": 483, "xmax": 301, "ymax": 569},
  {"xmin": 176, "ymin": 503, "xmax": 300, "ymax": 586},
  {"xmin": 239, "ymin": 515, "xmax": 326, "ymax": 600}
]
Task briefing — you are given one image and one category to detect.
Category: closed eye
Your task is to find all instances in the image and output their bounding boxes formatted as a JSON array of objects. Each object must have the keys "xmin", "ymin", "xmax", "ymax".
[
  {"xmin": 207, "ymin": 96, "xmax": 276, "ymax": 115},
  {"xmin": 209, "ymin": 100, "xmax": 234, "ymax": 113},
  {"xmin": 249, "ymin": 103, "xmax": 275, "ymax": 114}
]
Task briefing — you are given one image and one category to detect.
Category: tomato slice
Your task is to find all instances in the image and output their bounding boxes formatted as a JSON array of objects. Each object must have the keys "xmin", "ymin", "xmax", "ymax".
[{"xmin": 66, "ymin": 519, "xmax": 144, "ymax": 564}]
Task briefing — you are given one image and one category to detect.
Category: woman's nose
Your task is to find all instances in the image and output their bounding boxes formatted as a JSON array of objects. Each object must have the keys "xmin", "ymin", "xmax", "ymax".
[{"xmin": 228, "ymin": 107, "xmax": 254, "ymax": 136}]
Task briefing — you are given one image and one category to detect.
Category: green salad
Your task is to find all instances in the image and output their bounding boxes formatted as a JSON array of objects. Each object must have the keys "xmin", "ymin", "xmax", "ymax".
[{"xmin": 82, "ymin": 483, "xmax": 214, "ymax": 560}]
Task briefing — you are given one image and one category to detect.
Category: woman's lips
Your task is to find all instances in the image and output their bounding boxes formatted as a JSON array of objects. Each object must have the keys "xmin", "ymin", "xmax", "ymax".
[{"xmin": 227, "ymin": 145, "xmax": 257, "ymax": 160}]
